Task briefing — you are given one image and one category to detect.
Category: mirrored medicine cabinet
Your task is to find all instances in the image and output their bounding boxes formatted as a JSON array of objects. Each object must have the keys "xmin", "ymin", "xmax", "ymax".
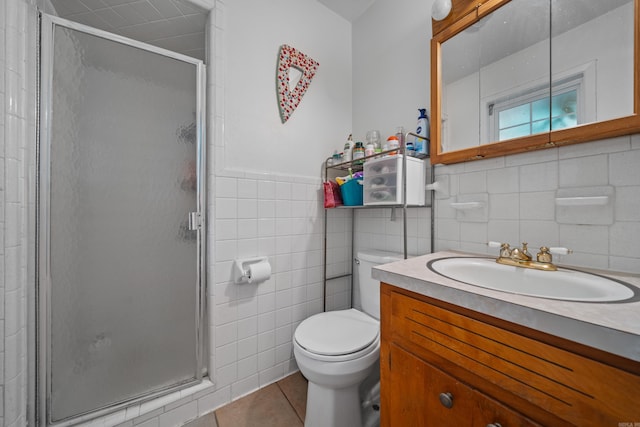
[{"xmin": 430, "ymin": 0, "xmax": 640, "ymax": 164}]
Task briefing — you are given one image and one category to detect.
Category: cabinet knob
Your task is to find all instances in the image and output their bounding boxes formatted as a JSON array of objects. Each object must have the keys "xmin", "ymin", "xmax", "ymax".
[
  {"xmin": 438, "ymin": 392, "xmax": 454, "ymax": 409},
  {"xmin": 486, "ymin": 424, "xmax": 502, "ymax": 427}
]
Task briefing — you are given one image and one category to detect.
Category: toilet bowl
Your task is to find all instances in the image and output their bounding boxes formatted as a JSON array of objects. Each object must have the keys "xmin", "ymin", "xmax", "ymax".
[{"xmin": 293, "ymin": 250, "xmax": 404, "ymax": 427}]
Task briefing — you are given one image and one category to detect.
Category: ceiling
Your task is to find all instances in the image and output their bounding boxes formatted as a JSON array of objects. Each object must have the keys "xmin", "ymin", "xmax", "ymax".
[
  {"xmin": 47, "ymin": 0, "xmax": 376, "ymax": 62},
  {"xmin": 48, "ymin": 0, "xmax": 208, "ymax": 61},
  {"xmin": 317, "ymin": 0, "xmax": 376, "ymax": 22},
  {"xmin": 48, "ymin": 0, "xmax": 630, "ymax": 75}
]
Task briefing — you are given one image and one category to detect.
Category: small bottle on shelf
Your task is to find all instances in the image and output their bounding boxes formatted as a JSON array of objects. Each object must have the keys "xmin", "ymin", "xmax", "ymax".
[
  {"xmin": 343, "ymin": 134, "xmax": 354, "ymax": 162},
  {"xmin": 405, "ymin": 140, "xmax": 415, "ymax": 156},
  {"xmin": 353, "ymin": 141, "xmax": 365, "ymax": 164},
  {"xmin": 414, "ymin": 108, "xmax": 430, "ymax": 158},
  {"xmin": 395, "ymin": 126, "xmax": 405, "ymax": 149},
  {"xmin": 365, "ymin": 142, "xmax": 375, "ymax": 157},
  {"xmin": 327, "ymin": 150, "xmax": 338, "ymax": 166},
  {"xmin": 332, "ymin": 151, "xmax": 343, "ymax": 165},
  {"xmin": 386, "ymin": 135, "xmax": 400, "ymax": 155},
  {"xmin": 366, "ymin": 130, "xmax": 381, "ymax": 154}
]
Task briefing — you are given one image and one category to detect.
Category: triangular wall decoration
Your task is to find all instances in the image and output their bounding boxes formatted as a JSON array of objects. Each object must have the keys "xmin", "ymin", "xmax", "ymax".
[{"xmin": 276, "ymin": 44, "xmax": 319, "ymax": 123}]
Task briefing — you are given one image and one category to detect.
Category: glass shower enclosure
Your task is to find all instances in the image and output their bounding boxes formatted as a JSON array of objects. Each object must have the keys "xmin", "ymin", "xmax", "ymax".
[{"xmin": 38, "ymin": 15, "xmax": 206, "ymax": 424}]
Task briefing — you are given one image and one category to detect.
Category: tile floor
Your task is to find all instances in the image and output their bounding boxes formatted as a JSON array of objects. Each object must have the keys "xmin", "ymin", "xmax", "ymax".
[{"xmin": 185, "ymin": 371, "xmax": 308, "ymax": 427}]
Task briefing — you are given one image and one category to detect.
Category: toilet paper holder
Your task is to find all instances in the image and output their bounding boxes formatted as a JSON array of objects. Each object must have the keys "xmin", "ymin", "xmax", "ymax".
[{"xmin": 233, "ymin": 257, "xmax": 271, "ymax": 284}]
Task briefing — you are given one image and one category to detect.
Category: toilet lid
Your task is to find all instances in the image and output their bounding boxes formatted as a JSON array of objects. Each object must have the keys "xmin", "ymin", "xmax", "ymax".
[{"xmin": 294, "ymin": 309, "xmax": 379, "ymax": 356}]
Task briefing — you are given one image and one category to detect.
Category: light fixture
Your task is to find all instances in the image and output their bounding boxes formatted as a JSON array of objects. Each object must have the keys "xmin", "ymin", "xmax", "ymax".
[{"xmin": 431, "ymin": 0, "xmax": 452, "ymax": 21}]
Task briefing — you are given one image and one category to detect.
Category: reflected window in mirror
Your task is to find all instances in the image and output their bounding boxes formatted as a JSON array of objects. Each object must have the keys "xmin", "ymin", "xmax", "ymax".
[{"xmin": 489, "ymin": 74, "xmax": 582, "ymax": 142}]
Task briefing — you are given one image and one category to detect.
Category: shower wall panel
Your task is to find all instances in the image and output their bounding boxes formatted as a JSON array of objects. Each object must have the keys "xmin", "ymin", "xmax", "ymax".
[{"xmin": 40, "ymin": 17, "xmax": 205, "ymax": 423}]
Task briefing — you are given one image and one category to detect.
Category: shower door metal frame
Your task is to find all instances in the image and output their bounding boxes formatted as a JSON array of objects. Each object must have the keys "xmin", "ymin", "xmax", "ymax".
[{"xmin": 37, "ymin": 13, "xmax": 207, "ymax": 425}]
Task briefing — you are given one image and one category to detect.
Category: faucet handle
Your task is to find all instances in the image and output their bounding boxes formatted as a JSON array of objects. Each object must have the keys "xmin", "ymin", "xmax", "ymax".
[
  {"xmin": 487, "ymin": 241, "xmax": 512, "ymax": 258},
  {"xmin": 537, "ymin": 246, "xmax": 572, "ymax": 264},
  {"xmin": 500, "ymin": 243, "xmax": 512, "ymax": 258},
  {"xmin": 537, "ymin": 246, "xmax": 552, "ymax": 263},
  {"xmin": 549, "ymin": 247, "xmax": 573, "ymax": 255}
]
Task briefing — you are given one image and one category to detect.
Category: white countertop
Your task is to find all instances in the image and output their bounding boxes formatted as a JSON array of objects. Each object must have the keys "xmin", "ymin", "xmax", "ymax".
[{"xmin": 372, "ymin": 250, "xmax": 640, "ymax": 362}]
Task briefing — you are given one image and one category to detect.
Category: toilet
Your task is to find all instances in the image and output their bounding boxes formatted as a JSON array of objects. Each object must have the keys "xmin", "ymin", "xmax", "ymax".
[{"xmin": 293, "ymin": 250, "xmax": 404, "ymax": 427}]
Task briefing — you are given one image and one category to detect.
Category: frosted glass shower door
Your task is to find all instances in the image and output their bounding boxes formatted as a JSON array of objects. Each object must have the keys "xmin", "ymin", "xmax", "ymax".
[{"xmin": 39, "ymin": 16, "xmax": 205, "ymax": 423}]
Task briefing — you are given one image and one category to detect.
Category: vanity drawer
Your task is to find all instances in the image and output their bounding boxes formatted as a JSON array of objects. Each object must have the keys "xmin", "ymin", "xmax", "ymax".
[
  {"xmin": 363, "ymin": 155, "xmax": 425, "ymax": 206},
  {"xmin": 388, "ymin": 289, "xmax": 640, "ymax": 427}
]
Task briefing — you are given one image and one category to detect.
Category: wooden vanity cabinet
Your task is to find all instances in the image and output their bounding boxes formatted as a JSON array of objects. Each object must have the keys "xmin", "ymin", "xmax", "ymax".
[
  {"xmin": 386, "ymin": 342, "xmax": 473, "ymax": 426},
  {"xmin": 380, "ymin": 283, "xmax": 640, "ymax": 427},
  {"xmin": 385, "ymin": 343, "xmax": 542, "ymax": 427}
]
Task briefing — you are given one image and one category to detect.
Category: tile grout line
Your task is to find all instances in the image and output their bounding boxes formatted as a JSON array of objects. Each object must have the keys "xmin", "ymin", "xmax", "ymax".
[
  {"xmin": 211, "ymin": 373, "xmax": 307, "ymax": 427},
  {"xmin": 275, "ymin": 382, "xmax": 304, "ymax": 424}
]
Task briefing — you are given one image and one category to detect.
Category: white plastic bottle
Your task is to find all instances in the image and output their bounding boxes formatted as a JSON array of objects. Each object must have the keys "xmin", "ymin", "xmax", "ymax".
[
  {"xmin": 414, "ymin": 108, "xmax": 430, "ymax": 158},
  {"xmin": 365, "ymin": 142, "xmax": 375, "ymax": 157},
  {"xmin": 343, "ymin": 134, "xmax": 354, "ymax": 162}
]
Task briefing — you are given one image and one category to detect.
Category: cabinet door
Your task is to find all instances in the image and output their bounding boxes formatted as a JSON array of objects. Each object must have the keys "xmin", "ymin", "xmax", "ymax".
[
  {"xmin": 387, "ymin": 344, "xmax": 474, "ymax": 426},
  {"xmin": 473, "ymin": 390, "xmax": 543, "ymax": 427}
]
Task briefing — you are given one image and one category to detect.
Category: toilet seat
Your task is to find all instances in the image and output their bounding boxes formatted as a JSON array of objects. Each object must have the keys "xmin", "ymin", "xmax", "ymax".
[{"xmin": 294, "ymin": 309, "xmax": 379, "ymax": 362}]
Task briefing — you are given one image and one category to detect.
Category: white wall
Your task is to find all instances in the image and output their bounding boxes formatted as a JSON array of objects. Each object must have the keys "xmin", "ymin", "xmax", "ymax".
[
  {"xmin": 222, "ymin": 0, "xmax": 352, "ymax": 176},
  {"xmin": 352, "ymin": 0, "xmax": 431, "ymax": 141}
]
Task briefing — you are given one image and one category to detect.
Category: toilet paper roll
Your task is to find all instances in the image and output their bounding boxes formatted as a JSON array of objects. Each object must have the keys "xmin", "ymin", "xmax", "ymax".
[{"xmin": 247, "ymin": 262, "xmax": 271, "ymax": 283}]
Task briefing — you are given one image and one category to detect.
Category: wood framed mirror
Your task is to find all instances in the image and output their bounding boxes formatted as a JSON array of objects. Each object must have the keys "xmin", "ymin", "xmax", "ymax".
[{"xmin": 430, "ymin": 0, "xmax": 640, "ymax": 165}]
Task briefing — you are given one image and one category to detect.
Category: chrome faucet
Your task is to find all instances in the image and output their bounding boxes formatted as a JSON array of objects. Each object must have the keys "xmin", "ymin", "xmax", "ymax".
[{"xmin": 488, "ymin": 241, "xmax": 572, "ymax": 271}]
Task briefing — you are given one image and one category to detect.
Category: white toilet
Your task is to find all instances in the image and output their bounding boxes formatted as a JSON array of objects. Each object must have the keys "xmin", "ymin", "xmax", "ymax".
[{"xmin": 293, "ymin": 250, "xmax": 403, "ymax": 427}]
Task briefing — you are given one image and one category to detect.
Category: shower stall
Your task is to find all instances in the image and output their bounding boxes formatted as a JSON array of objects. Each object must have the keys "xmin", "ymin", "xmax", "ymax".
[{"xmin": 37, "ymin": 14, "xmax": 206, "ymax": 424}]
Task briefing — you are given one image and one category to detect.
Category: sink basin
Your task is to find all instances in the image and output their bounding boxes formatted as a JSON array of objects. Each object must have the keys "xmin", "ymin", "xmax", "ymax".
[{"xmin": 427, "ymin": 257, "xmax": 639, "ymax": 303}]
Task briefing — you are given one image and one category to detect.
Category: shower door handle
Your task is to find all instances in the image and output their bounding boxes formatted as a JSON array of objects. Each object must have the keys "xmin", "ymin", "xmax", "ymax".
[{"xmin": 188, "ymin": 212, "xmax": 202, "ymax": 231}]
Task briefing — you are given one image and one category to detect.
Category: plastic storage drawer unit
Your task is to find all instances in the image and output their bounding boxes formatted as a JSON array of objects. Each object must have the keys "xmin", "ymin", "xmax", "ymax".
[{"xmin": 363, "ymin": 155, "xmax": 425, "ymax": 206}]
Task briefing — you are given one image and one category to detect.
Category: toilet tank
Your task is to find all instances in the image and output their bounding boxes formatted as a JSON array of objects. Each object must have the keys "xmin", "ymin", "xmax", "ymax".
[{"xmin": 356, "ymin": 250, "xmax": 404, "ymax": 319}]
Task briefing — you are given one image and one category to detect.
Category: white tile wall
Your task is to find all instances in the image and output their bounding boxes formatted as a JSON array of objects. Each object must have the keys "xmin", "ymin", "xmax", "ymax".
[
  {"xmin": 325, "ymin": 207, "xmax": 353, "ymax": 311},
  {"xmin": 434, "ymin": 136, "xmax": 640, "ymax": 274},
  {"xmin": 2, "ymin": 0, "xmax": 36, "ymax": 426},
  {"xmin": 353, "ymin": 206, "xmax": 432, "ymax": 310},
  {"xmin": 354, "ymin": 208, "xmax": 431, "ymax": 256},
  {"xmin": 0, "ymin": 1, "xmax": 228, "ymax": 427},
  {"xmin": 0, "ymin": 2, "xmax": 6, "ymax": 422}
]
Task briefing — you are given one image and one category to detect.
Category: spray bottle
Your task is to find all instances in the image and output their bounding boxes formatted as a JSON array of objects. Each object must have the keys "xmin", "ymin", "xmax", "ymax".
[{"xmin": 414, "ymin": 108, "xmax": 430, "ymax": 158}]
